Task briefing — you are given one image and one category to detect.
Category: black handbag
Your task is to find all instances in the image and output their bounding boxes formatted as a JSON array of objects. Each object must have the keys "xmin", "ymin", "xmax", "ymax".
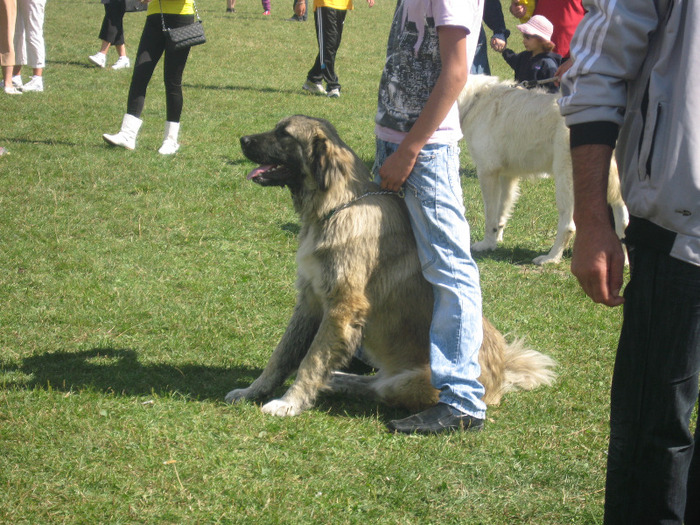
[
  {"xmin": 159, "ymin": 0, "xmax": 206, "ymax": 51},
  {"xmin": 124, "ymin": 0, "xmax": 147, "ymax": 12}
]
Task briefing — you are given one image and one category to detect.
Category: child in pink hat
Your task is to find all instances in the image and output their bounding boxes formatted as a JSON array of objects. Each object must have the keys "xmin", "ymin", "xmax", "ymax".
[{"xmin": 501, "ymin": 14, "xmax": 562, "ymax": 93}]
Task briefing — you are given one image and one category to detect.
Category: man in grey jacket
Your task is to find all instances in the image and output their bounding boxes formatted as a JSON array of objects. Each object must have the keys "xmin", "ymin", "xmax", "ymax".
[{"xmin": 559, "ymin": 0, "xmax": 699, "ymax": 523}]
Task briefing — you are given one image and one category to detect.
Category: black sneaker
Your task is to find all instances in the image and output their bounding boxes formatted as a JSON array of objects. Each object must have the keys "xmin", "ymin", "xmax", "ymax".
[{"xmin": 387, "ymin": 403, "xmax": 484, "ymax": 435}]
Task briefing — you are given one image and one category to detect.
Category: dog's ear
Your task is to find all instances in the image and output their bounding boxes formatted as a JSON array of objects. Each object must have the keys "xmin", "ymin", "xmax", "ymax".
[{"xmin": 311, "ymin": 131, "xmax": 346, "ymax": 191}]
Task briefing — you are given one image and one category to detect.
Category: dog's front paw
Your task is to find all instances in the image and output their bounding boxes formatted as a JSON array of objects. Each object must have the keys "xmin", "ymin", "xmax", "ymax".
[
  {"xmin": 225, "ymin": 388, "xmax": 254, "ymax": 404},
  {"xmin": 471, "ymin": 239, "xmax": 497, "ymax": 252},
  {"xmin": 261, "ymin": 399, "xmax": 303, "ymax": 417}
]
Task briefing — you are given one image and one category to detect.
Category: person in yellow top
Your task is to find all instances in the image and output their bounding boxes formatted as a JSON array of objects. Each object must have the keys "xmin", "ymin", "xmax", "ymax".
[
  {"xmin": 302, "ymin": 0, "xmax": 374, "ymax": 98},
  {"xmin": 103, "ymin": 0, "xmax": 196, "ymax": 154},
  {"xmin": 515, "ymin": 0, "xmax": 535, "ymax": 22}
]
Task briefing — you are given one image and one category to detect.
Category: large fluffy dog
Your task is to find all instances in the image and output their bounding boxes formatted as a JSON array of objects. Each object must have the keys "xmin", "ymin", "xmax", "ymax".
[
  {"xmin": 228, "ymin": 115, "xmax": 555, "ymax": 417},
  {"xmin": 458, "ymin": 75, "xmax": 628, "ymax": 265}
]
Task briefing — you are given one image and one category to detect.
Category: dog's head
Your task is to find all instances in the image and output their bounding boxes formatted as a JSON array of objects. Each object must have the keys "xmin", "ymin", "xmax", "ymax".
[{"xmin": 240, "ymin": 115, "xmax": 357, "ymax": 193}]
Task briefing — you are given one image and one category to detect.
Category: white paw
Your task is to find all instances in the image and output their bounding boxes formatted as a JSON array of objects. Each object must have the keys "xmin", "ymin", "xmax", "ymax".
[
  {"xmin": 261, "ymin": 399, "xmax": 303, "ymax": 417},
  {"xmin": 472, "ymin": 239, "xmax": 497, "ymax": 252}
]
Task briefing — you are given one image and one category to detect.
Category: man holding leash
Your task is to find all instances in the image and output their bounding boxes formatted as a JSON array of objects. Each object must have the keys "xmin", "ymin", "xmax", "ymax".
[{"xmin": 559, "ymin": 0, "xmax": 700, "ymax": 522}]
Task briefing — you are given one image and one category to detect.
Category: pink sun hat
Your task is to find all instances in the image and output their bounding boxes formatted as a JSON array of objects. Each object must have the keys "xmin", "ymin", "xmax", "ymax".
[{"xmin": 517, "ymin": 14, "xmax": 554, "ymax": 43}]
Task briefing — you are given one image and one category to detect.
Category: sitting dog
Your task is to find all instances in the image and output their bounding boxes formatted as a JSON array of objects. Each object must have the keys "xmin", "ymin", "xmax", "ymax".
[
  {"xmin": 458, "ymin": 75, "xmax": 628, "ymax": 265},
  {"xmin": 228, "ymin": 115, "xmax": 555, "ymax": 417}
]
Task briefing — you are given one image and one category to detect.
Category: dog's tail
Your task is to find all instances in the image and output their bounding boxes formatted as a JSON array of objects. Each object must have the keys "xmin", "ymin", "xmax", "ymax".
[{"xmin": 501, "ymin": 337, "xmax": 557, "ymax": 395}]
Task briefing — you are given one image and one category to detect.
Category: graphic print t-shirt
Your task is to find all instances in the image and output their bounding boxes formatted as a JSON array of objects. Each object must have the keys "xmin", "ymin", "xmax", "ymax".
[{"xmin": 374, "ymin": 0, "xmax": 483, "ymax": 144}]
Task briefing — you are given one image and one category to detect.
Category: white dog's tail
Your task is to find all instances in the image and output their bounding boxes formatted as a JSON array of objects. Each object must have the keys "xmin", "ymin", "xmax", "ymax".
[{"xmin": 502, "ymin": 338, "xmax": 557, "ymax": 394}]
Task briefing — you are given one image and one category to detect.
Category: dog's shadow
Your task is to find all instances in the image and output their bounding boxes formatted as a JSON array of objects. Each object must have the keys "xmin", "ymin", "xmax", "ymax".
[{"xmin": 2, "ymin": 348, "xmax": 404, "ymax": 421}]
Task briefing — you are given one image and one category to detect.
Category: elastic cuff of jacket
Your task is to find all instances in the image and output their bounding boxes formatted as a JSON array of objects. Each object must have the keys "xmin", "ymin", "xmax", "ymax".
[
  {"xmin": 569, "ymin": 121, "xmax": 619, "ymax": 149},
  {"xmin": 493, "ymin": 30, "xmax": 510, "ymax": 40}
]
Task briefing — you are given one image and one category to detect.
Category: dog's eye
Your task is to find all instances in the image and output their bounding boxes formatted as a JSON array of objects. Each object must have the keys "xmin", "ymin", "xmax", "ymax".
[{"xmin": 276, "ymin": 128, "xmax": 292, "ymax": 139}]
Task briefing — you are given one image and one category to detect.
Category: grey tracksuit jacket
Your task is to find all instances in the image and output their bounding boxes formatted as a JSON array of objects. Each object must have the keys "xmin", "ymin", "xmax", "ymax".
[{"xmin": 558, "ymin": 0, "xmax": 700, "ymax": 266}]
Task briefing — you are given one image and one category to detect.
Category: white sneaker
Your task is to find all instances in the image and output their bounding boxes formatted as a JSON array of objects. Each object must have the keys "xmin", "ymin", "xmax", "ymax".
[
  {"xmin": 11, "ymin": 75, "xmax": 23, "ymax": 89},
  {"xmin": 327, "ymin": 88, "xmax": 340, "ymax": 98},
  {"xmin": 21, "ymin": 76, "xmax": 43, "ymax": 92},
  {"xmin": 89, "ymin": 52, "xmax": 107, "ymax": 68},
  {"xmin": 302, "ymin": 80, "xmax": 327, "ymax": 96},
  {"xmin": 158, "ymin": 139, "xmax": 180, "ymax": 155},
  {"xmin": 4, "ymin": 86, "xmax": 22, "ymax": 95},
  {"xmin": 111, "ymin": 56, "xmax": 131, "ymax": 70}
]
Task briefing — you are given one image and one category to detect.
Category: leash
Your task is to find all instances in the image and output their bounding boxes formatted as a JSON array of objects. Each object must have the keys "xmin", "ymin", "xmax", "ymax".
[
  {"xmin": 322, "ymin": 189, "xmax": 404, "ymax": 222},
  {"xmin": 519, "ymin": 76, "xmax": 558, "ymax": 89}
]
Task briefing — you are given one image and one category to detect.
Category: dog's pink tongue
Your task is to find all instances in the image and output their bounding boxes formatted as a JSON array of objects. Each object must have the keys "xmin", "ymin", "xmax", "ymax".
[{"xmin": 247, "ymin": 165, "xmax": 272, "ymax": 180}]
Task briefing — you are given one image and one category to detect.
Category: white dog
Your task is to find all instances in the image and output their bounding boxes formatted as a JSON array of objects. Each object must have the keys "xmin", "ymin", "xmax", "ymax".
[{"xmin": 458, "ymin": 75, "xmax": 628, "ymax": 265}]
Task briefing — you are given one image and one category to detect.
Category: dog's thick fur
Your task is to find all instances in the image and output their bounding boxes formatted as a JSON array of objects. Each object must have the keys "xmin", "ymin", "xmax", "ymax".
[
  {"xmin": 228, "ymin": 115, "xmax": 555, "ymax": 417},
  {"xmin": 458, "ymin": 75, "xmax": 629, "ymax": 265}
]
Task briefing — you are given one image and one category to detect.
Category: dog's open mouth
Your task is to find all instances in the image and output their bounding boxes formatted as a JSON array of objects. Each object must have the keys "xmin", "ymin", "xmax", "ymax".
[{"xmin": 247, "ymin": 164, "xmax": 292, "ymax": 186}]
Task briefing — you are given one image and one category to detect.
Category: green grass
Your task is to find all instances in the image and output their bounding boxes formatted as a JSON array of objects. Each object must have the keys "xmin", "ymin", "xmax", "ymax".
[{"xmin": 1, "ymin": 1, "xmax": 623, "ymax": 523}]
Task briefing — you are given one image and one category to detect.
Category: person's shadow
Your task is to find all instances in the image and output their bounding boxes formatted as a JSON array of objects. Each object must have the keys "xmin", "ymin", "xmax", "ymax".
[
  {"xmin": 3, "ymin": 347, "xmax": 257, "ymax": 401},
  {"xmin": 2, "ymin": 348, "xmax": 403, "ymax": 421}
]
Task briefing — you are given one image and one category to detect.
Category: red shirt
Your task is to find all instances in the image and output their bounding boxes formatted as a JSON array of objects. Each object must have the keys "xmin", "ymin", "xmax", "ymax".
[{"xmin": 533, "ymin": 0, "xmax": 585, "ymax": 59}]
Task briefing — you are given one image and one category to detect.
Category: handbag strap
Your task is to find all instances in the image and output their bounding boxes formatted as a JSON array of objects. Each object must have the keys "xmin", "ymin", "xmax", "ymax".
[{"xmin": 159, "ymin": 0, "xmax": 201, "ymax": 32}]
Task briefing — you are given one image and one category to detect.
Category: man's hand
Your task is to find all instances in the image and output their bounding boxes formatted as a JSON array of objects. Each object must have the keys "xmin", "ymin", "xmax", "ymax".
[{"xmin": 571, "ymin": 224, "xmax": 626, "ymax": 307}]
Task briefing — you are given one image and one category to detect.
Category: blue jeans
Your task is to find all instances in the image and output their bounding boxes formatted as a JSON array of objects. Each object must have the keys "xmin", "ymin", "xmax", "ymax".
[
  {"xmin": 470, "ymin": 26, "xmax": 490, "ymax": 75},
  {"xmin": 373, "ymin": 138, "xmax": 486, "ymax": 418},
  {"xmin": 604, "ymin": 245, "xmax": 700, "ymax": 524}
]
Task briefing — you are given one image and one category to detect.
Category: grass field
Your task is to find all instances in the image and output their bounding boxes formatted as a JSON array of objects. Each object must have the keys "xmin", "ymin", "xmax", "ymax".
[{"xmin": 1, "ymin": 1, "xmax": 625, "ymax": 523}]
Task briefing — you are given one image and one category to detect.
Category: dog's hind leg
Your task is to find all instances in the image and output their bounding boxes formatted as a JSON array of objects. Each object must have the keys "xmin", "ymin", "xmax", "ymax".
[
  {"xmin": 225, "ymin": 299, "xmax": 321, "ymax": 405},
  {"xmin": 328, "ymin": 368, "xmax": 439, "ymax": 412},
  {"xmin": 327, "ymin": 371, "xmax": 379, "ymax": 400},
  {"xmin": 607, "ymin": 160, "xmax": 629, "ymax": 239}
]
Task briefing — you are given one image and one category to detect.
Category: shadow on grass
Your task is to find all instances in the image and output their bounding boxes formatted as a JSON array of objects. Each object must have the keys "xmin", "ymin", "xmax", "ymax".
[
  {"xmin": 472, "ymin": 245, "xmax": 551, "ymax": 266},
  {"xmin": 1, "ymin": 347, "xmax": 405, "ymax": 421},
  {"xmin": 0, "ymin": 136, "xmax": 78, "ymax": 147},
  {"xmin": 185, "ymin": 82, "xmax": 295, "ymax": 95},
  {"xmin": 2, "ymin": 347, "xmax": 260, "ymax": 402}
]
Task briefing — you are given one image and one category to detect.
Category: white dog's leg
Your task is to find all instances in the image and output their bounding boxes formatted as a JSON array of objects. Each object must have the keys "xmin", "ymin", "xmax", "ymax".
[
  {"xmin": 496, "ymin": 177, "xmax": 520, "ymax": 243},
  {"xmin": 473, "ymin": 170, "xmax": 503, "ymax": 252},
  {"xmin": 609, "ymin": 193, "xmax": 629, "ymax": 266},
  {"xmin": 607, "ymin": 163, "xmax": 629, "ymax": 240},
  {"xmin": 612, "ymin": 203, "xmax": 629, "ymax": 239},
  {"xmin": 533, "ymin": 165, "xmax": 575, "ymax": 265}
]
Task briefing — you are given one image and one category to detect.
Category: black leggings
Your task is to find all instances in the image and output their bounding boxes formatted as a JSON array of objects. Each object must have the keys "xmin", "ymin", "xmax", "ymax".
[{"xmin": 126, "ymin": 13, "xmax": 193, "ymax": 122}]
